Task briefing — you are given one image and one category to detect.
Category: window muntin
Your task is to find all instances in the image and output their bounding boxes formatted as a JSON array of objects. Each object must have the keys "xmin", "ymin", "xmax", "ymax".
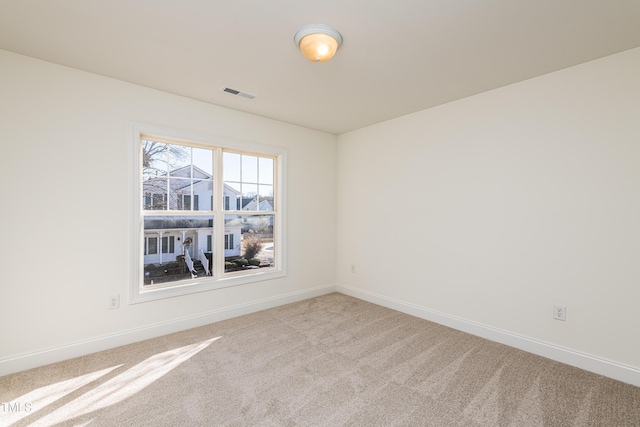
[
  {"xmin": 133, "ymin": 125, "xmax": 284, "ymax": 303},
  {"xmin": 223, "ymin": 152, "xmax": 274, "ymax": 212}
]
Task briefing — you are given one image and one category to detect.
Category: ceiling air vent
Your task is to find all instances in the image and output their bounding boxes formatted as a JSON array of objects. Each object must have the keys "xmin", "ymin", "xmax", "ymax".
[{"xmin": 220, "ymin": 86, "xmax": 256, "ymax": 100}]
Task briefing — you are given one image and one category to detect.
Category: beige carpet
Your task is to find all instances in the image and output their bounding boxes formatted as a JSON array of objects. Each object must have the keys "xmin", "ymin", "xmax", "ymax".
[{"xmin": 1, "ymin": 293, "xmax": 639, "ymax": 426}]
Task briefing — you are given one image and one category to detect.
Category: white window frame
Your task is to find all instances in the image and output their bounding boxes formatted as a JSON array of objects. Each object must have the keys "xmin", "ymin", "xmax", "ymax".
[{"xmin": 129, "ymin": 122, "xmax": 287, "ymax": 304}]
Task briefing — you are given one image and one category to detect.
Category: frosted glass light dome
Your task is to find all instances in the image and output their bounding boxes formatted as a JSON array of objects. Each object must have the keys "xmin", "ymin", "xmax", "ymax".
[{"xmin": 294, "ymin": 24, "xmax": 343, "ymax": 62}]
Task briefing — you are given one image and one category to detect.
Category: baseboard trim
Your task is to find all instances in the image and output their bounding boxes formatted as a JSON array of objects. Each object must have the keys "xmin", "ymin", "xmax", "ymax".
[
  {"xmin": 336, "ymin": 284, "xmax": 640, "ymax": 387},
  {"xmin": 0, "ymin": 284, "xmax": 337, "ymax": 377}
]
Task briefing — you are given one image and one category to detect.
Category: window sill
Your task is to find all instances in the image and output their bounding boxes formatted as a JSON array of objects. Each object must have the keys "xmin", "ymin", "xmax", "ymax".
[{"xmin": 129, "ymin": 267, "xmax": 286, "ymax": 304}]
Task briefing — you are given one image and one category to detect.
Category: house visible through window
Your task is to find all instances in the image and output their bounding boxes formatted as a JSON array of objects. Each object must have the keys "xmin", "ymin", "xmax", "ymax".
[{"xmin": 133, "ymin": 123, "xmax": 285, "ymax": 303}]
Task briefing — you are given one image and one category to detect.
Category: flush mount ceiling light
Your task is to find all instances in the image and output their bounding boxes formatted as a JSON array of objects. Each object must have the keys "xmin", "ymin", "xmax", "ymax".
[{"xmin": 294, "ymin": 24, "xmax": 343, "ymax": 63}]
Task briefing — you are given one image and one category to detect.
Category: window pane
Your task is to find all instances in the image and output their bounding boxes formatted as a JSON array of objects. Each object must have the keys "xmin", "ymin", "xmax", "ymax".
[
  {"xmin": 194, "ymin": 180, "xmax": 213, "ymax": 211},
  {"xmin": 170, "ymin": 178, "xmax": 191, "ymax": 210},
  {"xmin": 224, "ymin": 214, "xmax": 274, "ymax": 273},
  {"xmin": 143, "ymin": 177, "xmax": 168, "ymax": 210},
  {"xmin": 259, "ymin": 157, "xmax": 273, "ymax": 185},
  {"xmin": 223, "ymin": 153, "xmax": 274, "ymax": 213},
  {"xmin": 143, "ymin": 215, "xmax": 214, "ymax": 285},
  {"xmin": 257, "ymin": 185, "xmax": 274, "ymax": 211},
  {"xmin": 223, "ymin": 216, "xmax": 242, "ymax": 262},
  {"xmin": 241, "ymin": 183, "xmax": 257, "ymax": 210},
  {"xmin": 193, "ymin": 147, "xmax": 213, "ymax": 176},
  {"xmin": 142, "ymin": 140, "xmax": 168, "ymax": 178},
  {"xmin": 242, "ymin": 155, "xmax": 258, "ymax": 183},
  {"xmin": 225, "ymin": 182, "xmax": 241, "ymax": 193},
  {"xmin": 223, "ymin": 152, "xmax": 241, "ymax": 182},
  {"xmin": 169, "ymin": 145, "xmax": 191, "ymax": 177},
  {"xmin": 149, "ymin": 192, "xmax": 167, "ymax": 210},
  {"xmin": 223, "ymin": 182, "xmax": 241, "ymax": 211}
]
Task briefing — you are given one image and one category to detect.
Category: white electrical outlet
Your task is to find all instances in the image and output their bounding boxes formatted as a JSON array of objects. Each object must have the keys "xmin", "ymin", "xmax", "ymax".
[
  {"xmin": 553, "ymin": 304, "xmax": 566, "ymax": 321},
  {"xmin": 109, "ymin": 294, "xmax": 120, "ymax": 310}
]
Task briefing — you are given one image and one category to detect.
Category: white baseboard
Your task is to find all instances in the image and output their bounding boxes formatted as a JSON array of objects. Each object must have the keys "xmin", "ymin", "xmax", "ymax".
[
  {"xmin": 336, "ymin": 284, "xmax": 640, "ymax": 387},
  {"xmin": 0, "ymin": 284, "xmax": 336, "ymax": 377}
]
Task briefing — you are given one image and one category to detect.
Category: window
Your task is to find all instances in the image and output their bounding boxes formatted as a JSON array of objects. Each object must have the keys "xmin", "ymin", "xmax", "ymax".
[
  {"xmin": 224, "ymin": 233, "xmax": 234, "ymax": 250},
  {"xmin": 162, "ymin": 236, "xmax": 175, "ymax": 254},
  {"xmin": 131, "ymin": 122, "xmax": 286, "ymax": 303},
  {"xmin": 144, "ymin": 193, "xmax": 167, "ymax": 210},
  {"xmin": 147, "ymin": 237, "xmax": 158, "ymax": 255},
  {"xmin": 178, "ymin": 194, "xmax": 200, "ymax": 211}
]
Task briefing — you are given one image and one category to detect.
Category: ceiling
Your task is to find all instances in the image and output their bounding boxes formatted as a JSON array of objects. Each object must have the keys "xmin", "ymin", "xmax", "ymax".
[{"xmin": 1, "ymin": 1, "xmax": 639, "ymax": 135}]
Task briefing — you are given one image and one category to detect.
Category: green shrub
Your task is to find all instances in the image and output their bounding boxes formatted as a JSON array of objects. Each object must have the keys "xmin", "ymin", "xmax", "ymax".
[
  {"xmin": 234, "ymin": 258, "xmax": 249, "ymax": 267},
  {"xmin": 249, "ymin": 257, "xmax": 261, "ymax": 266}
]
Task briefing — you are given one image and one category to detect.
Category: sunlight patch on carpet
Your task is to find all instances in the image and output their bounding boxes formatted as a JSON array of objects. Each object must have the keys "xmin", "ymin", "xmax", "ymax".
[
  {"xmin": 2, "ymin": 365, "xmax": 121, "ymax": 425},
  {"xmin": 27, "ymin": 337, "xmax": 221, "ymax": 426}
]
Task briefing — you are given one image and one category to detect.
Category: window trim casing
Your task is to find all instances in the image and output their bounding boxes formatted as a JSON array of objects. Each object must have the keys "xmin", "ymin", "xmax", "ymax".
[{"xmin": 129, "ymin": 122, "xmax": 287, "ymax": 304}]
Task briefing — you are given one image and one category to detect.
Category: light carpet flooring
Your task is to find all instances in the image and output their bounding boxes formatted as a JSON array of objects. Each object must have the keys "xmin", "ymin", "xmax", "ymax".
[{"xmin": 1, "ymin": 293, "xmax": 639, "ymax": 426}]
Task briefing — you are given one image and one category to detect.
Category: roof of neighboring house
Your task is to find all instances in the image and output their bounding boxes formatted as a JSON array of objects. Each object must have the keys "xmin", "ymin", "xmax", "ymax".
[
  {"xmin": 223, "ymin": 218, "xmax": 244, "ymax": 229},
  {"xmin": 144, "ymin": 217, "xmax": 212, "ymax": 230},
  {"xmin": 169, "ymin": 165, "xmax": 211, "ymax": 180},
  {"xmin": 144, "ymin": 217, "xmax": 242, "ymax": 230},
  {"xmin": 224, "ymin": 184, "xmax": 240, "ymax": 196},
  {"xmin": 143, "ymin": 164, "xmax": 240, "ymax": 196},
  {"xmin": 242, "ymin": 197, "xmax": 274, "ymax": 211}
]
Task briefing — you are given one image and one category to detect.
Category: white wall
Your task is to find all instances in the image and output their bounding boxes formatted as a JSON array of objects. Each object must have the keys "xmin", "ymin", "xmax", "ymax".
[
  {"xmin": 0, "ymin": 50, "xmax": 337, "ymax": 372},
  {"xmin": 2, "ymin": 45, "xmax": 639, "ymax": 385},
  {"xmin": 337, "ymin": 48, "xmax": 640, "ymax": 380}
]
